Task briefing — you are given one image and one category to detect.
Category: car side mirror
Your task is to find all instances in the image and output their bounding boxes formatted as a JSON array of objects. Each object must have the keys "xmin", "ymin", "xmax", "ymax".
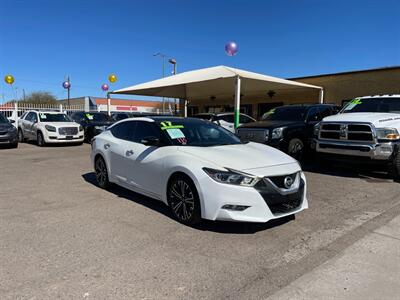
[
  {"xmin": 141, "ymin": 136, "xmax": 160, "ymax": 147},
  {"xmin": 9, "ymin": 119, "xmax": 15, "ymax": 123}
]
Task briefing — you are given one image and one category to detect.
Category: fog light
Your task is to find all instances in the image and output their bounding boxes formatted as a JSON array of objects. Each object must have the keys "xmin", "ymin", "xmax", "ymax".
[{"xmin": 222, "ymin": 204, "xmax": 250, "ymax": 211}]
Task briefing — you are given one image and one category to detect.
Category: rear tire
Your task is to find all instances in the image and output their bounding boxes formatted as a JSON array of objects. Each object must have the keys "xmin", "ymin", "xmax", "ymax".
[
  {"xmin": 167, "ymin": 175, "xmax": 202, "ymax": 226},
  {"xmin": 288, "ymin": 138, "xmax": 304, "ymax": 161},
  {"xmin": 95, "ymin": 156, "xmax": 110, "ymax": 189},
  {"xmin": 18, "ymin": 129, "xmax": 24, "ymax": 143},
  {"xmin": 37, "ymin": 131, "xmax": 45, "ymax": 147}
]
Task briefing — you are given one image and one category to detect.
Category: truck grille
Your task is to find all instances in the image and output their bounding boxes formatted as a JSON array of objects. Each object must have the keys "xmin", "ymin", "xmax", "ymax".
[
  {"xmin": 236, "ymin": 128, "xmax": 269, "ymax": 143},
  {"xmin": 59, "ymin": 127, "xmax": 78, "ymax": 135},
  {"xmin": 320, "ymin": 123, "xmax": 374, "ymax": 142}
]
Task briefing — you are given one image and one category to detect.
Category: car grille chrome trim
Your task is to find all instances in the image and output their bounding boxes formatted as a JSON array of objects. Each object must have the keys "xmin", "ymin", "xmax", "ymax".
[
  {"xmin": 58, "ymin": 127, "xmax": 78, "ymax": 135},
  {"xmin": 236, "ymin": 128, "xmax": 269, "ymax": 143},
  {"xmin": 319, "ymin": 122, "xmax": 375, "ymax": 143}
]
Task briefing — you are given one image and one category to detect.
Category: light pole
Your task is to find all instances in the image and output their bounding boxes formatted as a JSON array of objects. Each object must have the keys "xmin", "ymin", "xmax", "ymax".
[
  {"xmin": 153, "ymin": 52, "xmax": 166, "ymax": 113},
  {"xmin": 168, "ymin": 58, "xmax": 177, "ymax": 115}
]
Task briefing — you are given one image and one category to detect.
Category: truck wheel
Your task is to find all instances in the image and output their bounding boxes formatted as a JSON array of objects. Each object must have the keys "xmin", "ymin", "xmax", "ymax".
[
  {"xmin": 18, "ymin": 129, "xmax": 24, "ymax": 142},
  {"xmin": 392, "ymin": 150, "xmax": 400, "ymax": 180},
  {"xmin": 37, "ymin": 132, "xmax": 46, "ymax": 147},
  {"xmin": 288, "ymin": 138, "xmax": 304, "ymax": 161}
]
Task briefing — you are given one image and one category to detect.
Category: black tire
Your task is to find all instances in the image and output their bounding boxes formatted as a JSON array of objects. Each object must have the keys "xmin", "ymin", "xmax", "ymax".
[
  {"xmin": 37, "ymin": 131, "xmax": 46, "ymax": 147},
  {"xmin": 390, "ymin": 149, "xmax": 400, "ymax": 180},
  {"xmin": 288, "ymin": 138, "xmax": 304, "ymax": 161},
  {"xmin": 95, "ymin": 156, "xmax": 110, "ymax": 189},
  {"xmin": 18, "ymin": 129, "xmax": 24, "ymax": 143},
  {"xmin": 10, "ymin": 142, "xmax": 18, "ymax": 149},
  {"xmin": 167, "ymin": 175, "xmax": 202, "ymax": 225}
]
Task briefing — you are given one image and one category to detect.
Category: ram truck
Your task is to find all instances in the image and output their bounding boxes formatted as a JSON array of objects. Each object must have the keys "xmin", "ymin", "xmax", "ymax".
[{"xmin": 315, "ymin": 95, "xmax": 400, "ymax": 178}]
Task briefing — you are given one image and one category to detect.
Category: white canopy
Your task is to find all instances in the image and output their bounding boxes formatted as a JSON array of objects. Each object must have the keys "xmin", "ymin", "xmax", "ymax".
[{"xmin": 112, "ymin": 65, "xmax": 322, "ymax": 98}]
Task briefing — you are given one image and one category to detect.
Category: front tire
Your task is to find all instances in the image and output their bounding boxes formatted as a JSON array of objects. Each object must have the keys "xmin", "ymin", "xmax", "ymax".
[
  {"xmin": 288, "ymin": 138, "xmax": 304, "ymax": 161},
  {"xmin": 390, "ymin": 148, "xmax": 400, "ymax": 180},
  {"xmin": 95, "ymin": 156, "xmax": 110, "ymax": 189},
  {"xmin": 18, "ymin": 129, "xmax": 24, "ymax": 143},
  {"xmin": 37, "ymin": 131, "xmax": 45, "ymax": 147},
  {"xmin": 167, "ymin": 175, "xmax": 201, "ymax": 225}
]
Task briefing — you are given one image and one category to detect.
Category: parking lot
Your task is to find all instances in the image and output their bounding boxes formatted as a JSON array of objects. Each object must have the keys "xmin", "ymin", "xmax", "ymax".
[{"xmin": 1, "ymin": 143, "xmax": 400, "ymax": 299}]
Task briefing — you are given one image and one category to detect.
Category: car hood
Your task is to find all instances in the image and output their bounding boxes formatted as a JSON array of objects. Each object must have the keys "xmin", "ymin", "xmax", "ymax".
[
  {"xmin": 0, "ymin": 123, "xmax": 13, "ymax": 131},
  {"xmin": 178, "ymin": 142, "xmax": 300, "ymax": 176},
  {"xmin": 238, "ymin": 120, "xmax": 302, "ymax": 129},
  {"xmin": 322, "ymin": 113, "xmax": 400, "ymax": 128},
  {"xmin": 42, "ymin": 122, "xmax": 79, "ymax": 127}
]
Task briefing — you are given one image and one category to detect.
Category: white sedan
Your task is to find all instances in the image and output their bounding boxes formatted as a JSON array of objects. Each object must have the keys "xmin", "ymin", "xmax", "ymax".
[{"xmin": 91, "ymin": 117, "xmax": 308, "ymax": 225}]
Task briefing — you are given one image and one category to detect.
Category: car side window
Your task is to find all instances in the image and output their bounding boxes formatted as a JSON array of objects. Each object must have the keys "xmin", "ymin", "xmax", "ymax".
[
  {"xmin": 218, "ymin": 115, "xmax": 234, "ymax": 123},
  {"xmin": 133, "ymin": 121, "xmax": 160, "ymax": 144},
  {"xmin": 110, "ymin": 121, "xmax": 136, "ymax": 141},
  {"xmin": 319, "ymin": 106, "xmax": 333, "ymax": 119},
  {"xmin": 32, "ymin": 113, "xmax": 38, "ymax": 123},
  {"xmin": 25, "ymin": 112, "xmax": 34, "ymax": 122},
  {"xmin": 239, "ymin": 115, "xmax": 254, "ymax": 124}
]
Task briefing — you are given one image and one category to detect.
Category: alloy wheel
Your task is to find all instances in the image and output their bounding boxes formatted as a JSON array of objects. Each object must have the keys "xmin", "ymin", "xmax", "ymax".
[
  {"xmin": 169, "ymin": 179, "xmax": 196, "ymax": 223},
  {"xmin": 95, "ymin": 157, "xmax": 108, "ymax": 188}
]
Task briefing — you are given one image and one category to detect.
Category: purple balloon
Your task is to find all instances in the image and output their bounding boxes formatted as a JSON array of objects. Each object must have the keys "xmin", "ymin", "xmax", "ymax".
[
  {"xmin": 225, "ymin": 41, "xmax": 238, "ymax": 56},
  {"xmin": 62, "ymin": 81, "xmax": 71, "ymax": 89},
  {"xmin": 101, "ymin": 83, "xmax": 109, "ymax": 91}
]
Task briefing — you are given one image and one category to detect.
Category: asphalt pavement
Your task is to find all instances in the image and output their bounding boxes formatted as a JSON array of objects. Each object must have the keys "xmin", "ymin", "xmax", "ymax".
[{"xmin": 1, "ymin": 143, "xmax": 399, "ymax": 299}]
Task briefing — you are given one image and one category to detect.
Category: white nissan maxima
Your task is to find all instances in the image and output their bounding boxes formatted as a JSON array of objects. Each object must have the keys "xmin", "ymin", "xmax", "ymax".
[{"xmin": 91, "ymin": 117, "xmax": 308, "ymax": 225}]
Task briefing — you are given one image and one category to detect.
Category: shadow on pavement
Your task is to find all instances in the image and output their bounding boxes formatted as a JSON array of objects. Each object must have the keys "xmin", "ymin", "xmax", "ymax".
[{"xmin": 82, "ymin": 172, "xmax": 295, "ymax": 234}]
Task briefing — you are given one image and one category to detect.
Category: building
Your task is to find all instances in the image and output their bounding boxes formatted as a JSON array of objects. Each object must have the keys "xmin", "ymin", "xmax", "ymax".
[
  {"xmin": 58, "ymin": 96, "xmax": 173, "ymax": 113},
  {"xmin": 186, "ymin": 66, "xmax": 400, "ymax": 118}
]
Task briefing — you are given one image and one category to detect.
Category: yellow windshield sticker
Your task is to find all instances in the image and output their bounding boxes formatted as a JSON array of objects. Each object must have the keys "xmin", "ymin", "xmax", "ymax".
[
  {"xmin": 160, "ymin": 121, "xmax": 184, "ymax": 130},
  {"xmin": 86, "ymin": 114, "xmax": 94, "ymax": 120},
  {"xmin": 344, "ymin": 98, "xmax": 362, "ymax": 110}
]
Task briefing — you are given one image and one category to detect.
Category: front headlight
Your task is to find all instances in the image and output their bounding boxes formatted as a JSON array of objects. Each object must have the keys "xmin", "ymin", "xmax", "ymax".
[
  {"xmin": 376, "ymin": 128, "xmax": 400, "ymax": 140},
  {"xmin": 313, "ymin": 122, "xmax": 321, "ymax": 136},
  {"xmin": 271, "ymin": 127, "xmax": 285, "ymax": 139},
  {"xmin": 45, "ymin": 125, "xmax": 56, "ymax": 132},
  {"xmin": 203, "ymin": 167, "xmax": 260, "ymax": 187}
]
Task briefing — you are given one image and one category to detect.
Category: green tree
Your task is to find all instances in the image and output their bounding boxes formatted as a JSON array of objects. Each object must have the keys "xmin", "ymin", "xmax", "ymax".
[{"xmin": 21, "ymin": 91, "xmax": 57, "ymax": 104}]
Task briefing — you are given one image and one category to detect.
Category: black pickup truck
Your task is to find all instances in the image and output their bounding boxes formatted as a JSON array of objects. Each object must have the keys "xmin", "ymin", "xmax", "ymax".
[{"xmin": 236, "ymin": 104, "xmax": 339, "ymax": 160}]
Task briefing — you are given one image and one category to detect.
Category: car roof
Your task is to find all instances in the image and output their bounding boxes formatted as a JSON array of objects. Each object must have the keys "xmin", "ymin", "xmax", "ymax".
[{"xmin": 358, "ymin": 94, "xmax": 400, "ymax": 99}]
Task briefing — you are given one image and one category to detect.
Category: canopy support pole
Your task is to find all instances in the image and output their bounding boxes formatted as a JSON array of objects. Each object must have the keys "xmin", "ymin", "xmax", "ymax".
[
  {"xmin": 184, "ymin": 99, "xmax": 188, "ymax": 117},
  {"xmin": 107, "ymin": 92, "xmax": 111, "ymax": 116},
  {"xmin": 319, "ymin": 88, "xmax": 324, "ymax": 104},
  {"xmin": 234, "ymin": 76, "xmax": 241, "ymax": 129}
]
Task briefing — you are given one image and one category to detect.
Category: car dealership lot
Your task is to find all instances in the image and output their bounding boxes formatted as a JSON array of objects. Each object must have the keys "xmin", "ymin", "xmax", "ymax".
[{"xmin": 1, "ymin": 144, "xmax": 400, "ymax": 299}]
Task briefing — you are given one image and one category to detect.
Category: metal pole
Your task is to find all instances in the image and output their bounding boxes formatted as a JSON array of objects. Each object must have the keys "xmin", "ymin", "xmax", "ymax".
[
  {"xmin": 234, "ymin": 76, "xmax": 241, "ymax": 129},
  {"xmin": 319, "ymin": 88, "xmax": 324, "ymax": 104},
  {"xmin": 67, "ymin": 76, "xmax": 70, "ymax": 106},
  {"xmin": 162, "ymin": 56, "xmax": 165, "ymax": 114},
  {"xmin": 107, "ymin": 92, "xmax": 111, "ymax": 116}
]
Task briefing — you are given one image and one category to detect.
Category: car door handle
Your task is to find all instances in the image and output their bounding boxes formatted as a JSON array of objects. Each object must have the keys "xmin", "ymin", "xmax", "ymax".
[
  {"xmin": 104, "ymin": 143, "xmax": 110, "ymax": 149},
  {"xmin": 126, "ymin": 150, "xmax": 134, "ymax": 156}
]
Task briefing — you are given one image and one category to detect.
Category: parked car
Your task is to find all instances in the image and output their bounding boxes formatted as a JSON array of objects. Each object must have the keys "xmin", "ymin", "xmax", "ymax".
[
  {"xmin": 315, "ymin": 95, "xmax": 400, "ymax": 178},
  {"xmin": 18, "ymin": 111, "xmax": 84, "ymax": 146},
  {"xmin": 0, "ymin": 112, "xmax": 18, "ymax": 148},
  {"xmin": 91, "ymin": 116, "xmax": 308, "ymax": 225},
  {"xmin": 193, "ymin": 112, "xmax": 256, "ymax": 133},
  {"xmin": 236, "ymin": 104, "xmax": 339, "ymax": 160},
  {"xmin": 70, "ymin": 111, "xmax": 114, "ymax": 142}
]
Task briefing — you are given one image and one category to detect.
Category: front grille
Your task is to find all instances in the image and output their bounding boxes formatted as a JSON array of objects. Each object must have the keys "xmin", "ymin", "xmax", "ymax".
[
  {"xmin": 59, "ymin": 127, "xmax": 78, "ymax": 135},
  {"xmin": 268, "ymin": 173, "xmax": 297, "ymax": 189},
  {"xmin": 236, "ymin": 128, "xmax": 269, "ymax": 143},
  {"xmin": 0, "ymin": 131, "xmax": 7, "ymax": 136},
  {"xmin": 255, "ymin": 178, "xmax": 304, "ymax": 214},
  {"xmin": 319, "ymin": 122, "xmax": 374, "ymax": 142}
]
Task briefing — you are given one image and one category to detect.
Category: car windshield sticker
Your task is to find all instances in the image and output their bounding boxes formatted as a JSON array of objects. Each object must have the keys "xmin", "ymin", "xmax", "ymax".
[
  {"xmin": 344, "ymin": 98, "xmax": 362, "ymax": 111},
  {"xmin": 166, "ymin": 128, "xmax": 185, "ymax": 139},
  {"xmin": 266, "ymin": 108, "xmax": 276, "ymax": 114},
  {"xmin": 40, "ymin": 114, "xmax": 47, "ymax": 119},
  {"xmin": 86, "ymin": 113, "xmax": 94, "ymax": 120},
  {"xmin": 160, "ymin": 121, "xmax": 184, "ymax": 130}
]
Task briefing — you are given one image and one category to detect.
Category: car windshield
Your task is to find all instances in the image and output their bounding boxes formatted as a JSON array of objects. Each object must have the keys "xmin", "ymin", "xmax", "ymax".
[
  {"xmin": 261, "ymin": 106, "xmax": 307, "ymax": 121},
  {"xmin": 156, "ymin": 119, "xmax": 242, "ymax": 147},
  {"xmin": 341, "ymin": 98, "xmax": 400, "ymax": 113},
  {"xmin": 0, "ymin": 114, "xmax": 8, "ymax": 123},
  {"xmin": 84, "ymin": 113, "xmax": 111, "ymax": 122},
  {"xmin": 39, "ymin": 113, "xmax": 71, "ymax": 122}
]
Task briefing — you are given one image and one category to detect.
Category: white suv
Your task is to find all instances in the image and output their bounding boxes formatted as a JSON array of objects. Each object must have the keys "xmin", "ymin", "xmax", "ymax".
[
  {"xmin": 315, "ymin": 95, "xmax": 400, "ymax": 178},
  {"xmin": 18, "ymin": 111, "xmax": 84, "ymax": 146}
]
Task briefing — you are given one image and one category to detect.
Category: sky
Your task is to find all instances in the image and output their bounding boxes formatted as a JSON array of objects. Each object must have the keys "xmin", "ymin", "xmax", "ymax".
[{"xmin": 0, "ymin": 0, "xmax": 399, "ymax": 102}]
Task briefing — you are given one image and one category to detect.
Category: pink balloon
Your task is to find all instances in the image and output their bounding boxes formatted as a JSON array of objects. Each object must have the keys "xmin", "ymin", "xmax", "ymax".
[
  {"xmin": 225, "ymin": 41, "xmax": 238, "ymax": 56},
  {"xmin": 101, "ymin": 83, "xmax": 109, "ymax": 91}
]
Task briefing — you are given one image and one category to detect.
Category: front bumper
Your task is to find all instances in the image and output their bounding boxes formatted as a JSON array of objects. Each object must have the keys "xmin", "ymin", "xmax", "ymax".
[
  {"xmin": 316, "ymin": 139, "xmax": 395, "ymax": 160},
  {"xmin": 0, "ymin": 131, "xmax": 18, "ymax": 144},
  {"xmin": 44, "ymin": 132, "xmax": 84, "ymax": 143},
  {"xmin": 197, "ymin": 171, "xmax": 308, "ymax": 223}
]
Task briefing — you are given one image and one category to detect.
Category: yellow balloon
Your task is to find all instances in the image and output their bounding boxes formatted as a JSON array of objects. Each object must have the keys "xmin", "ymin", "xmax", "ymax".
[
  {"xmin": 108, "ymin": 74, "xmax": 117, "ymax": 83},
  {"xmin": 4, "ymin": 74, "xmax": 14, "ymax": 85}
]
